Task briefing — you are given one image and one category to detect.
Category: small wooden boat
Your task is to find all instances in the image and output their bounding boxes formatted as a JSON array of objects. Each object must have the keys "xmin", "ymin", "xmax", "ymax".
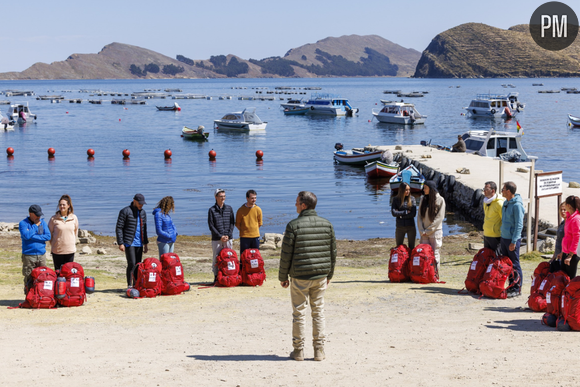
[
  {"xmin": 182, "ymin": 125, "xmax": 209, "ymax": 140},
  {"xmin": 157, "ymin": 102, "xmax": 181, "ymax": 111},
  {"xmin": 365, "ymin": 160, "xmax": 399, "ymax": 178},
  {"xmin": 569, "ymin": 114, "xmax": 580, "ymax": 127},
  {"xmin": 283, "ymin": 106, "xmax": 309, "ymax": 115},
  {"xmin": 389, "ymin": 165, "xmax": 425, "ymax": 193},
  {"xmin": 333, "ymin": 148, "xmax": 383, "ymax": 165}
]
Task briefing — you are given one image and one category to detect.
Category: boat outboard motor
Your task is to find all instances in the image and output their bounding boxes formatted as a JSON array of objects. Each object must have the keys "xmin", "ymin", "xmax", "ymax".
[
  {"xmin": 334, "ymin": 143, "xmax": 344, "ymax": 151},
  {"xmin": 381, "ymin": 150, "xmax": 393, "ymax": 164}
]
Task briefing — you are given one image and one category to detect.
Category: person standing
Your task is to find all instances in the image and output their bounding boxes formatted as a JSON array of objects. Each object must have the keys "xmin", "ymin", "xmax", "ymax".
[
  {"xmin": 48, "ymin": 194, "xmax": 79, "ymax": 271},
  {"xmin": 116, "ymin": 194, "xmax": 149, "ymax": 288},
  {"xmin": 279, "ymin": 191, "xmax": 336, "ymax": 362},
  {"xmin": 500, "ymin": 181, "xmax": 524, "ymax": 298},
  {"xmin": 235, "ymin": 189, "xmax": 263, "ymax": 257},
  {"xmin": 554, "ymin": 196, "xmax": 580, "ymax": 278},
  {"xmin": 417, "ymin": 180, "xmax": 446, "ymax": 274},
  {"xmin": 482, "ymin": 181, "xmax": 504, "ymax": 255},
  {"xmin": 208, "ymin": 189, "xmax": 235, "ymax": 279},
  {"xmin": 20, "ymin": 205, "xmax": 51, "ymax": 291},
  {"xmin": 391, "ymin": 182, "xmax": 417, "ymax": 250},
  {"xmin": 550, "ymin": 203, "xmax": 568, "ymax": 273},
  {"xmin": 153, "ymin": 196, "xmax": 177, "ymax": 257}
]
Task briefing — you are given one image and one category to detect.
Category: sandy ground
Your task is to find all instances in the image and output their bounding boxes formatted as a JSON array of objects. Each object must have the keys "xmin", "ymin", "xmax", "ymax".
[{"xmin": 0, "ymin": 231, "xmax": 574, "ymax": 387}]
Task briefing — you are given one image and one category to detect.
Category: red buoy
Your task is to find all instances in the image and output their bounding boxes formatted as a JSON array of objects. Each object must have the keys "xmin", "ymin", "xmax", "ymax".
[
  {"xmin": 209, "ymin": 149, "xmax": 216, "ymax": 159},
  {"xmin": 164, "ymin": 149, "xmax": 172, "ymax": 159},
  {"xmin": 6, "ymin": 147, "xmax": 14, "ymax": 156},
  {"xmin": 87, "ymin": 148, "xmax": 95, "ymax": 157},
  {"xmin": 48, "ymin": 147, "xmax": 56, "ymax": 156},
  {"xmin": 256, "ymin": 150, "xmax": 264, "ymax": 160},
  {"xmin": 122, "ymin": 149, "xmax": 130, "ymax": 158}
]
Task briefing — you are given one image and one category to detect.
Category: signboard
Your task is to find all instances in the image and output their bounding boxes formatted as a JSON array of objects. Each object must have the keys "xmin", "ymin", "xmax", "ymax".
[{"xmin": 536, "ymin": 172, "xmax": 562, "ymax": 198}]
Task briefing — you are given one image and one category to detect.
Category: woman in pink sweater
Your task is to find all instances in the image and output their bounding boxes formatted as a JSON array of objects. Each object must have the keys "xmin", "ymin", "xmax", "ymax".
[
  {"xmin": 557, "ymin": 195, "xmax": 580, "ymax": 278},
  {"xmin": 48, "ymin": 194, "xmax": 79, "ymax": 271}
]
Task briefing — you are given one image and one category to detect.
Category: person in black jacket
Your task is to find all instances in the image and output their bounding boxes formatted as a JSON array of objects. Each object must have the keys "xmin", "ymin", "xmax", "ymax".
[
  {"xmin": 116, "ymin": 194, "xmax": 149, "ymax": 287},
  {"xmin": 208, "ymin": 188, "xmax": 235, "ymax": 279},
  {"xmin": 391, "ymin": 182, "xmax": 417, "ymax": 250}
]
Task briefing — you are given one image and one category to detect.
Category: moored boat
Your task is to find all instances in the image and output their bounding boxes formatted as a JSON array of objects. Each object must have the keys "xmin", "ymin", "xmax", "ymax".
[
  {"xmin": 156, "ymin": 102, "xmax": 181, "ymax": 111},
  {"xmin": 303, "ymin": 93, "xmax": 358, "ymax": 116},
  {"xmin": 464, "ymin": 92, "xmax": 524, "ymax": 118},
  {"xmin": 389, "ymin": 165, "xmax": 425, "ymax": 193},
  {"xmin": 182, "ymin": 125, "xmax": 209, "ymax": 140},
  {"xmin": 333, "ymin": 143, "xmax": 382, "ymax": 165},
  {"xmin": 569, "ymin": 114, "xmax": 580, "ymax": 127},
  {"xmin": 0, "ymin": 112, "xmax": 14, "ymax": 130},
  {"xmin": 280, "ymin": 98, "xmax": 304, "ymax": 110},
  {"xmin": 6, "ymin": 102, "xmax": 36, "ymax": 125},
  {"xmin": 283, "ymin": 106, "xmax": 309, "ymax": 115},
  {"xmin": 372, "ymin": 101, "xmax": 426, "ymax": 125},
  {"xmin": 364, "ymin": 160, "xmax": 399, "ymax": 178},
  {"xmin": 214, "ymin": 108, "xmax": 267, "ymax": 130}
]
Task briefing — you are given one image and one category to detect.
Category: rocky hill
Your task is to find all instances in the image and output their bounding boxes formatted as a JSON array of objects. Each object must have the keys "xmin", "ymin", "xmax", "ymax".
[{"xmin": 414, "ymin": 23, "xmax": 580, "ymax": 78}]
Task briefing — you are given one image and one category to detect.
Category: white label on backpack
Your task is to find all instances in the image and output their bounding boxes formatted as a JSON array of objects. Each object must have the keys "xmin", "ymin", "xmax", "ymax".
[
  {"xmin": 71, "ymin": 278, "xmax": 80, "ymax": 288},
  {"xmin": 546, "ymin": 292, "xmax": 551, "ymax": 304},
  {"xmin": 470, "ymin": 261, "xmax": 477, "ymax": 270},
  {"xmin": 539, "ymin": 280, "xmax": 547, "ymax": 291},
  {"xmin": 175, "ymin": 266, "xmax": 182, "ymax": 276},
  {"xmin": 562, "ymin": 296, "xmax": 565, "ymax": 308},
  {"xmin": 44, "ymin": 281, "xmax": 53, "ymax": 290},
  {"xmin": 486, "ymin": 264, "xmax": 493, "ymax": 273},
  {"xmin": 531, "ymin": 278, "xmax": 536, "ymax": 286},
  {"xmin": 413, "ymin": 256, "xmax": 420, "ymax": 266},
  {"xmin": 227, "ymin": 261, "xmax": 236, "ymax": 271},
  {"xmin": 149, "ymin": 272, "xmax": 157, "ymax": 282},
  {"xmin": 392, "ymin": 254, "xmax": 398, "ymax": 263},
  {"xmin": 250, "ymin": 259, "xmax": 259, "ymax": 269}
]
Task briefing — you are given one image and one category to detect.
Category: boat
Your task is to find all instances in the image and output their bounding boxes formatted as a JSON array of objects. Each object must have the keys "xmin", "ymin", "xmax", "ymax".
[
  {"xmin": 303, "ymin": 93, "xmax": 358, "ymax": 116},
  {"xmin": 389, "ymin": 165, "xmax": 425, "ymax": 193},
  {"xmin": 333, "ymin": 144, "xmax": 383, "ymax": 165},
  {"xmin": 464, "ymin": 93, "xmax": 525, "ymax": 118},
  {"xmin": 0, "ymin": 112, "xmax": 14, "ymax": 130},
  {"xmin": 156, "ymin": 102, "xmax": 181, "ymax": 111},
  {"xmin": 453, "ymin": 129, "xmax": 530, "ymax": 161},
  {"xmin": 214, "ymin": 107, "xmax": 267, "ymax": 130},
  {"xmin": 397, "ymin": 92, "xmax": 424, "ymax": 98},
  {"xmin": 182, "ymin": 125, "xmax": 209, "ymax": 140},
  {"xmin": 6, "ymin": 102, "xmax": 36, "ymax": 125},
  {"xmin": 280, "ymin": 98, "xmax": 304, "ymax": 109},
  {"xmin": 364, "ymin": 160, "xmax": 399, "ymax": 178},
  {"xmin": 372, "ymin": 101, "xmax": 426, "ymax": 124},
  {"xmin": 283, "ymin": 106, "xmax": 309, "ymax": 115},
  {"xmin": 568, "ymin": 114, "xmax": 580, "ymax": 127},
  {"xmin": 532, "ymin": 83, "xmax": 544, "ymax": 86}
]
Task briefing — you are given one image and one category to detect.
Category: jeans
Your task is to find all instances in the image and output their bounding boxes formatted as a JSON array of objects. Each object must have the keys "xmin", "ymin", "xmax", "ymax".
[
  {"xmin": 500, "ymin": 238, "xmax": 523, "ymax": 291},
  {"xmin": 290, "ymin": 277, "xmax": 327, "ymax": 350},
  {"xmin": 395, "ymin": 226, "xmax": 416, "ymax": 251},
  {"xmin": 420, "ymin": 230, "xmax": 443, "ymax": 273},
  {"xmin": 157, "ymin": 242, "xmax": 174, "ymax": 258}
]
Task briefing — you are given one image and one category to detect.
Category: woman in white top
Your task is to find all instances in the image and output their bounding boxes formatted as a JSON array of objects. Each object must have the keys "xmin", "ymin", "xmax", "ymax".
[
  {"xmin": 48, "ymin": 194, "xmax": 79, "ymax": 271},
  {"xmin": 417, "ymin": 181, "xmax": 446, "ymax": 274}
]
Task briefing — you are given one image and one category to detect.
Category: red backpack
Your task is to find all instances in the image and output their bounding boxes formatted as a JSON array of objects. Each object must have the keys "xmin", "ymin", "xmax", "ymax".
[
  {"xmin": 464, "ymin": 248, "xmax": 495, "ymax": 294},
  {"xmin": 545, "ymin": 271, "xmax": 570, "ymax": 316},
  {"xmin": 56, "ymin": 262, "xmax": 86, "ymax": 307},
  {"xmin": 528, "ymin": 262, "xmax": 552, "ymax": 312},
  {"xmin": 389, "ymin": 245, "xmax": 410, "ymax": 283},
  {"xmin": 216, "ymin": 248, "xmax": 242, "ymax": 287},
  {"xmin": 134, "ymin": 258, "xmax": 163, "ymax": 298},
  {"xmin": 478, "ymin": 256, "xmax": 516, "ymax": 299},
  {"xmin": 558, "ymin": 277, "xmax": 580, "ymax": 331},
  {"xmin": 20, "ymin": 266, "xmax": 57, "ymax": 309},
  {"xmin": 240, "ymin": 248, "xmax": 266, "ymax": 286},
  {"xmin": 409, "ymin": 244, "xmax": 442, "ymax": 284},
  {"xmin": 160, "ymin": 253, "xmax": 190, "ymax": 295}
]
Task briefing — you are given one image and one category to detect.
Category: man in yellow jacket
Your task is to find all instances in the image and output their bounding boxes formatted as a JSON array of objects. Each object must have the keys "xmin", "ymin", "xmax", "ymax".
[
  {"xmin": 235, "ymin": 190, "xmax": 263, "ymax": 258},
  {"xmin": 483, "ymin": 181, "xmax": 504, "ymax": 255}
]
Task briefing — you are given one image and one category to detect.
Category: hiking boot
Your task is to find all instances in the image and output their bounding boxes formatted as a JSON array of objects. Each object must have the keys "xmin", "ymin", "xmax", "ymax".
[
  {"xmin": 314, "ymin": 347, "xmax": 325, "ymax": 361},
  {"xmin": 507, "ymin": 289, "xmax": 521, "ymax": 298},
  {"xmin": 290, "ymin": 348, "xmax": 304, "ymax": 361}
]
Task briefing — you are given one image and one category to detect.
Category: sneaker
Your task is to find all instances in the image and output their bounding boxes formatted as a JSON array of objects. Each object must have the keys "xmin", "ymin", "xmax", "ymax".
[
  {"xmin": 507, "ymin": 289, "xmax": 521, "ymax": 298},
  {"xmin": 290, "ymin": 349, "xmax": 304, "ymax": 361},
  {"xmin": 314, "ymin": 347, "xmax": 325, "ymax": 361}
]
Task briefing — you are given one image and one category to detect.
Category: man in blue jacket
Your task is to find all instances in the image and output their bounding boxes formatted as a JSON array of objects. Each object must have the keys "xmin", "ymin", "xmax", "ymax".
[
  {"xmin": 19, "ymin": 204, "xmax": 51, "ymax": 292},
  {"xmin": 500, "ymin": 181, "xmax": 525, "ymax": 298}
]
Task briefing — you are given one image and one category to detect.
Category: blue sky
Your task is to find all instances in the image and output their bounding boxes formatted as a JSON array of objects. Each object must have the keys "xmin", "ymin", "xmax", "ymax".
[{"xmin": 0, "ymin": 0, "xmax": 559, "ymax": 73}]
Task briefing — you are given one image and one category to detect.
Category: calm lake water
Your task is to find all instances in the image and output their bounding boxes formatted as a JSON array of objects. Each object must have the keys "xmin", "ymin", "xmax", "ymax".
[{"xmin": 0, "ymin": 77, "xmax": 577, "ymax": 239}]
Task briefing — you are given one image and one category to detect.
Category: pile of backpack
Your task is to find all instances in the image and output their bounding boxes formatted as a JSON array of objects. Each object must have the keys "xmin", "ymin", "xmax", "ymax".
[
  {"xmin": 527, "ymin": 261, "xmax": 580, "ymax": 331},
  {"xmin": 462, "ymin": 247, "xmax": 519, "ymax": 299},
  {"xmin": 388, "ymin": 243, "xmax": 442, "ymax": 284},
  {"xmin": 19, "ymin": 262, "xmax": 95, "ymax": 309},
  {"xmin": 214, "ymin": 248, "xmax": 266, "ymax": 287},
  {"xmin": 127, "ymin": 253, "xmax": 191, "ymax": 298}
]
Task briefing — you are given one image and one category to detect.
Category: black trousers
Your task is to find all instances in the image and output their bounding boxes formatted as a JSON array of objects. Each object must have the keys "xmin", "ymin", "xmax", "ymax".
[
  {"xmin": 550, "ymin": 254, "xmax": 580, "ymax": 278},
  {"xmin": 483, "ymin": 236, "xmax": 501, "ymax": 256},
  {"xmin": 52, "ymin": 253, "xmax": 75, "ymax": 272},
  {"xmin": 125, "ymin": 246, "xmax": 143, "ymax": 286}
]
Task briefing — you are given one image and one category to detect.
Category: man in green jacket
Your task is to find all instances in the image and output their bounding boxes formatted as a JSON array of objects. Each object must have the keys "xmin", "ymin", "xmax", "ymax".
[{"xmin": 279, "ymin": 191, "xmax": 336, "ymax": 362}]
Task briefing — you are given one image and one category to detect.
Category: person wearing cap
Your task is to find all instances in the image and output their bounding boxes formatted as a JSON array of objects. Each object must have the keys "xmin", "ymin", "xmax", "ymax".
[
  {"xmin": 19, "ymin": 204, "xmax": 51, "ymax": 291},
  {"xmin": 451, "ymin": 135, "xmax": 466, "ymax": 152},
  {"xmin": 208, "ymin": 188, "xmax": 235, "ymax": 280},
  {"xmin": 116, "ymin": 194, "xmax": 149, "ymax": 288},
  {"xmin": 417, "ymin": 181, "xmax": 446, "ymax": 274}
]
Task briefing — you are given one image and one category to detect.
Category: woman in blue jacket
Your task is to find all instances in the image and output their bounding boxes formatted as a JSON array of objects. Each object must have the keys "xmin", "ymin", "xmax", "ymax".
[{"xmin": 153, "ymin": 196, "xmax": 177, "ymax": 257}]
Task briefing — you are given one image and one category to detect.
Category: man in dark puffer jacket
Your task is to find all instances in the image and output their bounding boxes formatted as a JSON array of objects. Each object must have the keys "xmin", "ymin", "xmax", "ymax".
[
  {"xmin": 116, "ymin": 194, "xmax": 149, "ymax": 287},
  {"xmin": 208, "ymin": 188, "xmax": 235, "ymax": 279},
  {"xmin": 279, "ymin": 191, "xmax": 336, "ymax": 362}
]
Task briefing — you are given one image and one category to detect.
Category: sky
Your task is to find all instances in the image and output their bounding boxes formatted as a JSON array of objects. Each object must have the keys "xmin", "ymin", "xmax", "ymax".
[{"xmin": 0, "ymin": 0, "xmax": 561, "ymax": 73}]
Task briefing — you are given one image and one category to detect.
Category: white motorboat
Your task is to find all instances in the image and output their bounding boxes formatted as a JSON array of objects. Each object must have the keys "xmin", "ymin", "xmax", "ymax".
[
  {"xmin": 6, "ymin": 102, "xmax": 37, "ymax": 125},
  {"xmin": 333, "ymin": 143, "xmax": 383, "ymax": 165},
  {"xmin": 464, "ymin": 93, "xmax": 525, "ymax": 118},
  {"xmin": 214, "ymin": 107, "xmax": 267, "ymax": 131},
  {"xmin": 303, "ymin": 93, "xmax": 358, "ymax": 116},
  {"xmin": 461, "ymin": 129, "xmax": 530, "ymax": 161},
  {"xmin": 372, "ymin": 101, "xmax": 426, "ymax": 124},
  {"xmin": 280, "ymin": 98, "xmax": 305, "ymax": 110},
  {"xmin": 0, "ymin": 112, "xmax": 14, "ymax": 130}
]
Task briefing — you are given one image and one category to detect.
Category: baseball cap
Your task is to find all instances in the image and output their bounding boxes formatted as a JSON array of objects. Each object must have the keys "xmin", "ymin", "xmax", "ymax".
[
  {"xmin": 133, "ymin": 193, "xmax": 147, "ymax": 205},
  {"xmin": 214, "ymin": 188, "xmax": 225, "ymax": 197},
  {"xmin": 29, "ymin": 204, "xmax": 43, "ymax": 217}
]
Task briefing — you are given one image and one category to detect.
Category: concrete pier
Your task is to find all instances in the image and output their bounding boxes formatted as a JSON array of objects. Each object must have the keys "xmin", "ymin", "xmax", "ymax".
[{"xmin": 370, "ymin": 145, "xmax": 580, "ymax": 246}]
